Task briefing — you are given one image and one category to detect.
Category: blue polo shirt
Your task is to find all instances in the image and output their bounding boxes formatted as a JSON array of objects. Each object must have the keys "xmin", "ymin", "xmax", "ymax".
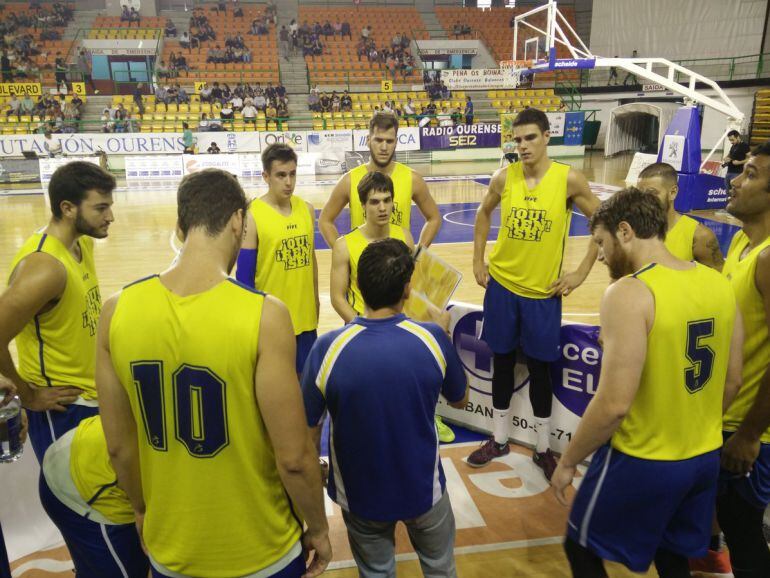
[{"xmin": 302, "ymin": 314, "xmax": 466, "ymax": 521}]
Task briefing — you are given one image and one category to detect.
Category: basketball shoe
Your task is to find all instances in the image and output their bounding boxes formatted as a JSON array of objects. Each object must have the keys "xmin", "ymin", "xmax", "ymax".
[
  {"xmin": 467, "ymin": 438, "xmax": 510, "ymax": 467},
  {"xmin": 533, "ymin": 448, "xmax": 558, "ymax": 481},
  {"xmin": 435, "ymin": 415, "xmax": 455, "ymax": 443}
]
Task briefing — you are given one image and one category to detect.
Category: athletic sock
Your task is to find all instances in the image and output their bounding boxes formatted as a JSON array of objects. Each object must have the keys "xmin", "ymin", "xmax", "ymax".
[
  {"xmin": 535, "ymin": 417, "xmax": 551, "ymax": 453},
  {"xmin": 493, "ymin": 409, "xmax": 509, "ymax": 445}
]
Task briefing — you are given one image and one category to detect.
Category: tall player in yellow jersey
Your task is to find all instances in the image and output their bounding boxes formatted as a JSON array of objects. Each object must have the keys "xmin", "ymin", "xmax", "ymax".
[
  {"xmin": 40, "ymin": 415, "xmax": 149, "ymax": 577},
  {"xmin": 0, "ymin": 162, "xmax": 115, "ymax": 462},
  {"xmin": 637, "ymin": 162, "xmax": 724, "ymax": 270},
  {"xmin": 717, "ymin": 141, "xmax": 770, "ymax": 576},
  {"xmin": 318, "ymin": 112, "xmax": 441, "ymax": 249},
  {"xmin": 97, "ymin": 169, "xmax": 331, "ymax": 578},
  {"xmin": 330, "ymin": 171, "xmax": 414, "ymax": 323},
  {"xmin": 551, "ymin": 188, "xmax": 742, "ymax": 577},
  {"xmin": 236, "ymin": 143, "xmax": 319, "ymax": 375},
  {"xmin": 469, "ymin": 108, "xmax": 600, "ymax": 478}
]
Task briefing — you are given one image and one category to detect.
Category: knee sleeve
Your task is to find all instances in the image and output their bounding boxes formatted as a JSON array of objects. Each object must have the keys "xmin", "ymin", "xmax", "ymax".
[{"xmin": 492, "ymin": 352, "xmax": 516, "ymax": 410}]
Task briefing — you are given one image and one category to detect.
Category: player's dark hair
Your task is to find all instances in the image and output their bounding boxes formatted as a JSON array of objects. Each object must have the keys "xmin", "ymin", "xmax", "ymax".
[
  {"xmin": 358, "ymin": 238, "xmax": 414, "ymax": 311},
  {"xmin": 727, "ymin": 130, "xmax": 741, "ymax": 139},
  {"xmin": 48, "ymin": 161, "xmax": 116, "ymax": 219},
  {"xmin": 177, "ymin": 168, "xmax": 247, "ymax": 237},
  {"xmin": 369, "ymin": 111, "xmax": 399, "ymax": 134},
  {"xmin": 357, "ymin": 171, "xmax": 394, "ymax": 205},
  {"xmin": 589, "ymin": 187, "xmax": 666, "ymax": 240},
  {"xmin": 513, "ymin": 107, "xmax": 549, "ymax": 133},
  {"xmin": 261, "ymin": 142, "xmax": 298, "ymax": 173},
  {"xmin": 638, "ymin": 162, "xmax": 678, "ymax": 185},
  {"xmin": 751, "ymin": 140, "xmax": 770, "ymax": 158}
]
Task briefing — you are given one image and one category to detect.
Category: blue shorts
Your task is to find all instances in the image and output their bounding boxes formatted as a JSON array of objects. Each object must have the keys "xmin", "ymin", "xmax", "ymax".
[
  {"xmin": 719, "ymin": 431, "xmax": 770, "ymax": 509},
  {"xmin": 481, "ymin": 275, "xmax": 561, "ymax": 361},
  {"xmin": 38, "ymin": 475, "xmax": 149, "ymax": 578},
  {"xmin": 296, "ymin": 330, "xmax": 317, "ymax": 374},
  {"xmin": 27, "ymin": 403, "xmax": 99, "ymax": 463},
  {"xmin": 151, "ymin": 553, "xmax": 305, "ymax": 578},
  {"xmin": 567, "ymin": 444, "xmax": 719, "ymax": 573}
]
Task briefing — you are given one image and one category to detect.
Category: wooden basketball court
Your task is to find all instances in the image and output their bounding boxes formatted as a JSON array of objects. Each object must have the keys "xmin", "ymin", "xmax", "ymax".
[{"xmin": 2, "ymin": 151, "xmax": 735, "ymax": 577}]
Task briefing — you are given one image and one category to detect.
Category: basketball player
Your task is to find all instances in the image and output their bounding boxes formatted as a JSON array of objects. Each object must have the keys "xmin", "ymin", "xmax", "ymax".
[
  {"xmin": 468, "ymin": 108, "xmax": 600, "ymax": 479},
  {"xmin": 97, "ymin": 169, "xmax": 331, "ymax": 578},
  {"xmin": 0, "ymin": 161, "xmax": 116, "ymax": 462},
  {"xmin": 40, "ymin": 415, "xmax": 149, "ymax": 577},
  {"xmin": 551, "ymin": 188, "xmax": 742, "ymax": 578},
  {"xmin": 318, "ymin": 112, "xmax": 441, "ymax": 249},
  {"xmin": 330, "ymin": 171, "xmax": 414, "ymax": 323},
  {"xmin": 637, "ymin": 162, "xmax": 724, "ymax": 270},
  {"xmin": 236, "ymin": 143, "xmax": 319, "ymax": 375},
  {"xmin": 717, "ymin": 141, "xmax": 770, "ymax": 576}
]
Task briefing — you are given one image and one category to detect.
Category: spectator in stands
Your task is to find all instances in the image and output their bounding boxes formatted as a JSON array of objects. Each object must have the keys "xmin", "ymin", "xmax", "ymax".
[
  {"xmin": 464, "ymin": 95, "xmax": 474, "ymax": 124},
  {"xmin": 277, "ymin": 98, "xmax": 288, "ymax": 119},
  {"xmin": 165, "ymin": 19, "xmax": 177, "ymax": 38},
  {"xmin": 254, "ymin": 91, "xmax": 267, "ymax": 111},
  {"xmin": 451, "ymin": 107, "xmax": 462, "ymax": 126},
  {"xmin": 242, "ymin": 101, "xmax": 257, "ymax": 124},
  {"xmin": 133, "ymin": 82, "xmax": 145, "ymax": 116},
  {"xmin": 426, "ymin": 100, "xmax": 437, "ymax": 116},
  {"xmin": 220, "ymin": 101, "xmax": 234, "ymax": 121},
  {"xmin": 387, "ymin": 55, "xmax": 397, "ymax": 79},
  {"xmin": 230, "ymin": 93, "xmax": 243, "ymax": 111},
  {"xmin": 5, "ymin": 95, "xmax": 21, "ymax": 119},
  {"xmin": 392, "ymin": 33, "xmax": 402, "ymax": 50},
  {"xmin": 320, "ymin": 20, "xmax": 332, "ymax": 38},
  {"xmin": 723, "ymin": 130, "xmax": 750, "ymax": 189},
  {"xmin": 403, "ymin": 98, "xmax": 415, "ymax": 118},
  {"xmin": 180, "ymin": 31, "xmax": 191, "ymax": 50},
  {"xmin": 329, "ymin": 92, "xmax": 340, "ymax": 112},
  {"xmin": 308, "ymin": 91, "xmax": 320, "ymax": 112},
  {"xmin": 156, "ymin": 60, "xmax": 171, "ymax": 80},
  {"xmin": 129, "ymin": 7, "xmax": 141, "ymax": 28},
  {"xmin": 20, "ymin": 93, "xmax": 35, "ymax": 117},
  {"xmin": 43, "ymin": 131, "xmax": 61, "ymax": 156},
  {"xmin": 207, "ymin": 141, "xmax": 221, "ymax": 154},
  {"xmin": 361, "ymin": 25, "xmax": 371, "ymax": 41},
  {"xmin": 1, "ymin": 50, "xmax": 11, "ymax": 82},
  {"xmin": 368, "ymin": 45, "xmax": 379, "ymax": 64},
  {"xmin": 120, "ymin": 5, "xmax": 131, "ymax": 23},
  {"xmin": 233, "ymin": 0, "xmax": 243, "ymax": 18},
  {"xmin": 623, "ymin": 49, "xmax": 639, "ymax": 86},
  {"xmin": 279, "ymin": 26, "xmax": 290, "ymax": 60},
  {"xmin": 453, "ymin": 22, "xmax": 463, "ymax": 38},
  {"xmin": 54, "ymin": 52, "xmax": 66, "ymax": 85},
  {"xmin": 198, "ymin": 113, "xmax": 210, "ymax": 132},
  {"xmin": 356, "ymin": 39, "xmax": 368, "ymax": 62},
  {"xmin": 242, "ymin": 46, "xmax": 252, "ymax": 63},
  {"xmin": 608, "ymin": 56, "xmax": 619, "ymax": 85},
  {"xmin": 266, "ymin": 101, "xmax": 277, "ymax": 122},
  {"xmin": 276, "ymin": 82, "xmax": 286, "ymax": 100},
  {"xmin": 302, "ymin": 35, "xmax": 313, "ymax": 58},
  {"xmin": 402, "ymin": 54, "xmax": 415, "ymax": 78},
  {"xmin": 319, "ymin": 92, "xmax": 331, "ymax": 113},
  {"xmin": 382, "ymin": 100, "xmax": 394, "ymax": 114},
  {"xmin": 340, "ymin": 91, "xmax": 352, "ymax": 112},
  {"xmin": 221, "ymin": 83, "xmax": 233, "ymax": 102},
  {"xmin": 176, "ymin": 84, "xmax": 189, "ymax": 105},
  {"xmin": 70, "ymin": 93, "xmax": 83, "ymax": 118},
  {"xmin": 200, "ymin": 83, "xmax": 212, "ymax": 103},
  {"xmin": 155, "ymin": 84, "xmax": 169, "ymax": 106},
  {"xmin": 217, "ymin": 0, "xmax": 226, "ymax": 13},
  {"xmin": 341, "ymin": 20, "xmax": 351, "ymax": 40},
  {"xmin": 265, "ymin": 83, "xmax": 276, "ymax": 101}
]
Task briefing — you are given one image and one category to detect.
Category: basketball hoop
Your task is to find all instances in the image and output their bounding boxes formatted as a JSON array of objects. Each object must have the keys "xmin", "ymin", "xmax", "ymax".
[{"xmin": 499, "ymin": 60, "xmax": 532, "ymax": 89}]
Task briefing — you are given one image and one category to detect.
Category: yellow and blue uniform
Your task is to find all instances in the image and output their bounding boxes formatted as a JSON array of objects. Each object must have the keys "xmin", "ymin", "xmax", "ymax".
[
  {"xmin": 250, "ymin": 195, "xmax": 317, "ymax": 373},
  {"xmin": 109, "ymin": 275, "xmax": 303, "ymax": 578},
  {"xmin": 568, "ymin": 263, "xmax": 736, "ymax": 572},
  {"xmin": 721, "ymin": 231, "xmax": 770, "ymax": 508},
  {"xmin": 482, "ymin": 161, "xmax": 571, "ymax": 360},
  {"xmin": 664, "ymin": 215, "xmax": 698, "ymax": 261},
  {"xmin": 40, "ymin": 416, "xmax": 149, "ymax": 577},
  {"xmin": 344, "ymin": 225, "xmax": 406, "ymax": 315},
  {"xmin": 349, "ymin": 163, "xmax": 413, "ymax": 231},
  {"xmin": 9, "ymin": 232, "xmax": 101, "ymax": 461}
]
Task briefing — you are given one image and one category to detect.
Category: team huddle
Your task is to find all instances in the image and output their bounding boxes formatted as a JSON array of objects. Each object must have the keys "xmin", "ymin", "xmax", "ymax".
[{"xmin": 1, "ymin": 108, "xmax": 770, "ymax": 578}]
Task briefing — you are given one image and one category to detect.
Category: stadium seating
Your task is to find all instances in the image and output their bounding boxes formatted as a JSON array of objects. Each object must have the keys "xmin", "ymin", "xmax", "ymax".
[
  {"xmin": 487, "ymin": 88, "xmax": 563, "ymax": 114},
  {"xmin": 0, "ymin": 93, "xmax": 87, "ymax": 135},
  {"xmin": 751, "ymin": 89, "xmax": 770, "ymax": 145},
  {"xmin": 159, "ymin": 6, "xmax": 279, "ymax": 86},
  {"xmin": 298, "ymin": 7, "xmax": 428, "ymax": 85}
]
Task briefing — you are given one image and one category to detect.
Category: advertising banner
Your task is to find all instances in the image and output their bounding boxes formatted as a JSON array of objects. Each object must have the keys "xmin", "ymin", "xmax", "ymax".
[
  {"xmin": 0, "ymin": 132, "xmax": 261, "ymax": 158},
  {"xmin": 0, "ymin": 158, "xmax": 42, "ymax": 183},
  {"xmin": 439, "ymin": 302, "xmax": 601, "ymax": 454},
  {"xmin": 563, "ymin": 111, "xmax": 585, "ymax": 145},
  {"xmin": 258, "ymin": 131, "xmax": 309, "ymax": 152},
  {"xmin": 420, "ymin": 123, "xmax": 501, "ymax": 150},
  {"xmin": 547, "ymin": 112, "xmax": 566, "ymax": 137},
  {"xmin": 124, "ymin": 155, "xmax": 184, "ymax": 180},
  {"xmin": 306, "ymin": 130, "xmax": 352, "ymax": 154},
  {"xmin": 441, "ymin": 69, "xmax": 521, "ymax": 90},
  {"xmin": 624, "ymin": 152, "xmax": 659, "ymax": 186},
  {"xmin": 0, "ymin": 83, "xmax": 42, "ymax": 97},
  {"xmin": 352, "ymin": 126, "xmax": 420, "ymax": 152},
  {"xmin": 39, "ymin": 156, "xmax": 100, "ymax": 184}
]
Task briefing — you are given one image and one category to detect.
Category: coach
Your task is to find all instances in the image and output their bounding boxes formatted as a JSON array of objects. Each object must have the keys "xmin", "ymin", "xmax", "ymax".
[{"xmin": 302, "ymin": 238, "xmax": 468, "ymax": 577}]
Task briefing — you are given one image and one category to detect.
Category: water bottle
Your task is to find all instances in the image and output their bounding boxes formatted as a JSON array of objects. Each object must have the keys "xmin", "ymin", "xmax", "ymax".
[{"xmin": 0, "ymin": 393, "xmax": 23, "ymax": 463}]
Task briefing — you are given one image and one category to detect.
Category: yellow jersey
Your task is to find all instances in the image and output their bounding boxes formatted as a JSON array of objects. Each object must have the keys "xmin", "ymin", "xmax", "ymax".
[
  {"xmin": 109, "ymin": 276, "xmax": 302, "ymax": 577},
  {"xmin": 723, "ymin": 231, "xmax": 770, "ymax": 442},
  {"xmin": 71, "ymin": 416, "xmax": 134, "ymax": 524},
  {"xmin": 344, "ymin": 225, "xmax": 406, "ymax": 315},
  {"xmin": 251, "ymin": 195, "xmax": 317, "ymax": 335},
  {"xmin": 349, "ymin": 162, "xmax": 413, "ymax": 231},
  {"xmin": 665, "ymin": 214, "xmax": 698, "ymax": 261},
  {"xmin": 489, "ymin": 161, "xmax": 572, "ymax": 299},
  {"xmin": 9, "ymin": 232, "xmax": 101, "ymax": 399},
  {"xmin": 612, "ymin": 263, "xmax": 735, "ymax": 460}
]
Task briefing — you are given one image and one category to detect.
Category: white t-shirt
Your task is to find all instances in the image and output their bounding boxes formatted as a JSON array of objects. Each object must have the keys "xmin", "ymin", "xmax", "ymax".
[
  {"xmin": 231, "ymin": 96, "xmax": 243, "ymax": 109},
  {"xmin": 242, "ymin": 105, "xmax": 257, "ymax": 118}
]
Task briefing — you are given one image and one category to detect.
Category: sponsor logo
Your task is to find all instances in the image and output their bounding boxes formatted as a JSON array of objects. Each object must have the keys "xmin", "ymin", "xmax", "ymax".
[
  {"xmin": 551, "ymin": 326, "xmax": 602, "ymax": 416},
  {"xmin": 503, "ymin": 207, "xmax": 552, "ymax": 242}
]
